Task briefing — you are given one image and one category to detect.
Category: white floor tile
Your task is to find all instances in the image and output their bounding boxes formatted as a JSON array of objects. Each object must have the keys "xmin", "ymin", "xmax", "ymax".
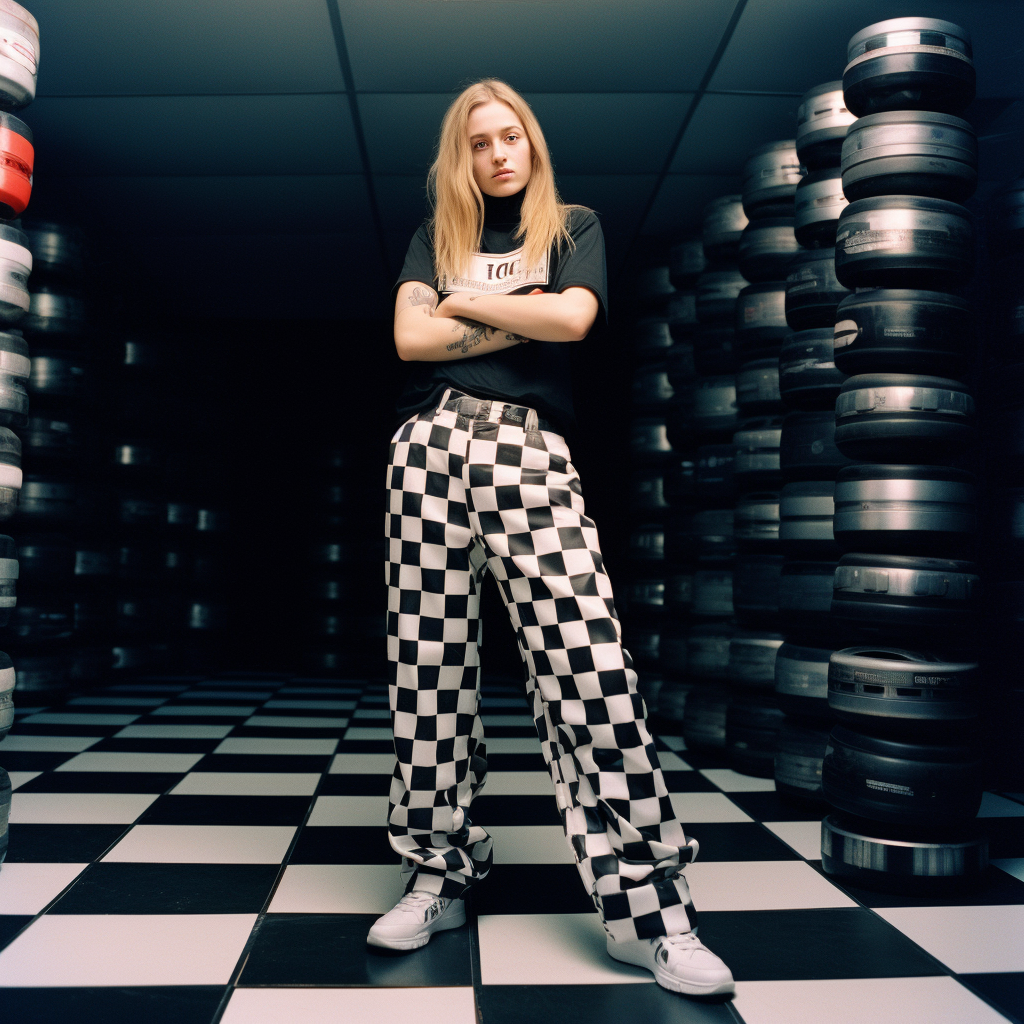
[
  {"xmin": 102, "ymin": 824, "xmax": 297, "ymax": 864},
  {"xmin": 306, "ymin": 795, "xmax": 387, "ymax": 826},
  {"xmin": 7, "ymin": 771, "xmax": 40, "ymax": 790},
  {"xmin": 67, "ymin": 696, "xmax": 168, "ymax": 707},
  {"xmin": 268, "ymin": 864, "xmax": 404, "ymax": 913},
  {"xmin": 10, "ymin": 792, "xmax": 159, "ymax": 824},
  {"xmin": 482, "ymin": 715, "xmax": 535, "ymax": 728},
  {"xmin": 185, "ymin": 690, "xmax": 274, "ymax": 700},
  {"xmin": 0, "ymin": 914, "xmax": 257, "ymax": 986},
  {"xmin": 245, "ymin": 715, "xmax": 350, "ymax": 728},
  {"xmin": 658, "ymin": 751, "xmax": 692, "ymax": 771},
  {"xmin": 489, "ymin": 825, "xmax": 574, "ymax": 864},
  {"xmin": 170, "ymin": 772, "xmax": 321, "ymax": 796},
  {"xmin": 344, "ymin": 727, "xmax": 393, "ymax": 741},
  {"xmin": 669, "ymin": 792, "xmax": 753, "ymax": 822},
  {"xmin": 351, "ymin": 709, "xmax": 391, "ymax": 719},
  {"xmin": 483, "ymin": 698, "xmax": 529, "ymax": 708},
  {"xmin": 280, "ymin": 688, "xmax": 362, "ymax": 696},
  {"xmin": 875, "ymin": 905, "xmax": 1024, "ymax": 973},
  {"xmin": 977, "ymin": 793, "xmax": 1024, "ymax": 818},
  {"xmin": 0, "ymin": 863, "xmax": 89, "ymax": 914},
  {"xmin": 0, "ymin": 735, "xmax": 101, "ymax": 752},
  {"xmin": 21, "ymin": 713, "xmax": 140, "ymax": 727},
  {"xmin": 486, "ymin": 737, "xmax": 542, "ymax": 754},
  {"xmin": 55, "ymin": 752, "xmax": 204, "ymax": 774},
  {"xmin": 660, "ymin": 736, "xmax": 686, "ymax": 751},
  {"xmin": 214, "ymin": 737, "xmax": 338, "ymax": 755},
  {"xmin": 700, "ymin": 768, "xmax": 776, "ymax": 793},
  {"xmin": 478, "ymin": 913, "xmax": 652, "ymax": 985},
  {"xmin": 116, "ymin": 724, "xmax": 234, "ymax": 740},
  {"xmin": 763, "ymin": 820, "xmax": 823, "ymax": 860},
  {"xmin": 330, "ymin": 753, "xmax": 396, "ymax": 774},
  {"xmin": 732, "ymin": 976, "xmax": 1011, "ymax": 1024},
  {"xmin": 151, "ymin": 705, "xmax": 256, "ymax": 717},
  {"xmin": 221, "ymin": 986, "xmax": 477, "ymax": 1024},
  {"xmin": 685, "ymin": 861, "xmax": 856, "ymax": 911},
  {"xmin": 994, "ymin": 858, "xmax": 1024, "ymax": 884},
  {"xmin": 482, "ymin": 771, "xmax": 552, "ymax": 796},
  {"xmin": 263, "ymin": 699, "xmax": 357, "ymax": 711}
]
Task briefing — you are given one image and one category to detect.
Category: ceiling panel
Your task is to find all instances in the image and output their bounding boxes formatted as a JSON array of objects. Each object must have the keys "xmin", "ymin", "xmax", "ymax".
[
  {"xmin": 712, "ymin": 0, "xmax": 1024, "ymax": 99},
  {"xmin": 359, "ymin": 93, "xmax": 451, "ymax": 177},
  {"xmin": 556, "ymin": 174, "xmax": 657, "ymax": 235},
  {"xmin": 642, "ymin": 174, "xmax": 742, "ymax": 237},
  {"xmin": 672, "ymin": 94, "xmax": 799, "ymax": 175},
  {"xmin": 375, "ymin": 176, "xmax": 431, "ymax": 236},
  {"xmin": 30, "ymin": 174, "xmax": 374, "ymax": 234},
  {"xmin": 30, "ymin": 0, "xmax": 345, "ymax": 96},
  {"xmin": 28, "ymin": 95, "xmax": 361, "ymax": 177},
  {"xmin": 338, "ymin": 0, "xmax": 737, "ymax": 92}
]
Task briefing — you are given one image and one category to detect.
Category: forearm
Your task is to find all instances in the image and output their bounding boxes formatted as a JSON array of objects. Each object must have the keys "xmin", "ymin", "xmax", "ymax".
[
  {"xmin": 438, "ymin": 290, "xmax": 595, "ymax": 342},
  {"xmin": 395, "ymin": 305, "xmax": 526, "ymax": 362}
]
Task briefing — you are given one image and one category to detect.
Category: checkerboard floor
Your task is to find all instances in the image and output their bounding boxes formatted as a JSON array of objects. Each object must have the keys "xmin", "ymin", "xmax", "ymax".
[{"xmin": 1, "ymin": 674, "xmax": 1022, "ymax": 1024}]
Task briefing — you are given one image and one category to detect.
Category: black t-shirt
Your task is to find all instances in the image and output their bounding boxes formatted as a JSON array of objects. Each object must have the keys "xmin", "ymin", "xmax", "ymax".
[{"xmin": 392, "ymin": 201, "xmax": 607, "ymax": 436}]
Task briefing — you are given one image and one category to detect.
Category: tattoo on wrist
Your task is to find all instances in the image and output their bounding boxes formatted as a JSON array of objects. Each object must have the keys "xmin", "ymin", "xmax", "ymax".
[
  {"xmin": 446, "ymin": 318, "xmax": 492, "ymax": 355},
  {"xmin": 504, "ymin": 332, "xmax": 529, "ymax": 343}
]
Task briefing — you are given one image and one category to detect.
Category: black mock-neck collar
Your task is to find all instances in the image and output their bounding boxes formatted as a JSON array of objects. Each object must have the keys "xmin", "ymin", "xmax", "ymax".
[{"xmin": 482, "ymin": 188, "xmax": 525, "ymax": 227}]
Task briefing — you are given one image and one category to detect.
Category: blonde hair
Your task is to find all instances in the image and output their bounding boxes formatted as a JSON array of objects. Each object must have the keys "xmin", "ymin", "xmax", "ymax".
[{"xmin": 427, "ymin": 79, "xmax": 579, "ymax": 287}]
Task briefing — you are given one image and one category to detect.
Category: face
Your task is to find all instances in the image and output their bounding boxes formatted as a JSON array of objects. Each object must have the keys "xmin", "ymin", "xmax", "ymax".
[{"xmin": 467, "ymin": 99, "xmax": 532, "ymax": 198}]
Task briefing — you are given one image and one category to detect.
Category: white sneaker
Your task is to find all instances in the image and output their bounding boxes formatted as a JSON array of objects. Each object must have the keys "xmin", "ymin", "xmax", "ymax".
[
  {"xmin": 366, "ymin": 890, "xmax": 467, "ymax": 951},
  {"xmin": 608, "ymin": 931, "xmax": 735, "ymax": 997}
]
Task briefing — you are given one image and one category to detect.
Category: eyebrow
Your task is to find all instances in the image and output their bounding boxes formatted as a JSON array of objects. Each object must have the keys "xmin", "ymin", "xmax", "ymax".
[{"xmin": 469, "ymin": 125, "xmax": 523, "ymax": 140}]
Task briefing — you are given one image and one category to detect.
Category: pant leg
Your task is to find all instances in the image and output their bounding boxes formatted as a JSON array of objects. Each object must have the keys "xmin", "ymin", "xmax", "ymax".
[
  {"xmin": 385, "ymin": 409, "xmax": 493, "ymax": 899},
  {"xmin": 463, "ymin": 417, "xmax": 700, "ymax": 942}
]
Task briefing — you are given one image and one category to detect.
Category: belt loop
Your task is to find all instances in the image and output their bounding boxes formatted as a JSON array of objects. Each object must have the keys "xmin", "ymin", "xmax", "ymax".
[
  {"xmin": 525, "ymin": 408, "xmax": 540, "ymax": 432},
  {"xmin": 437, "ymin": 387, "xmax": 453, "ymax": 415}
]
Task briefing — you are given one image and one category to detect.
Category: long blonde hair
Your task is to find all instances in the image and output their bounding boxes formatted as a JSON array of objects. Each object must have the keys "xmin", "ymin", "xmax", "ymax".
[{"xmin": 428, "ymin": 79, "xmax": 578, "ymax": 287}]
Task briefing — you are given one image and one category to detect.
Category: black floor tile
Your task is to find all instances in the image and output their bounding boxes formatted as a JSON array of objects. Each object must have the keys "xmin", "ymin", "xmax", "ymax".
[
  {"xmin": 959, "ymin": 973, "xmax": 1024, "ymax": 1024},
  {"xmin": 0, "ymin": 986, "xmax": 227, "ymax": 1024},
  {"xmin": 16, "ymin": 772, "xmax": 183, "ymax": 794},
  {"xmin": 814, "ymin": 864, "xmax": 1024, "ymax": 908},
  {"xmin": 478, "ymin": 983, "xmax": 735, "ymax": 1024},
  {"xmin": 472, "ymin": 795, "xmax": 561, "ymax": 826},
  {"xmin": 289, "ymin": 825, "xmax": 399, "ymax": 864},
  {"xmin": 334, "ymin": 740, "xmax": 395, "ymax": 753},
  {"xmin": 483, "ymin": 727, "xmax": 537, "ymax": 738},
  {"xmin": 686, "ymin": 823, "xmax": 800, "ymax": 861},
  {"xmin": 239, "ymin": 913, "xmax": 473, "ymax": 986},
  {"xmin": 488, "ymin": 752, "xmax": 548, "ymax": 772},
  {"xmin": 0, "ymin": 751, "xmax": 78, "ymax": 772},
  {"xmin": 723, "ymin": 791, "xmax": 828, "ymax": 823},
  {"xmin": 50, "ymin": 862, "xmax": 280, "ymax": 914},
  {"xmin": 88, "ymin": 738, "xmax": 227, "ymax": 754},
  {"xmin": 190, "ymin": 753, "xmax": 333, "ymax": 773},
  {"xmin": 662, "ymin": 770, "xmax": 718, "ymax": 793},
  {"xmin": 472, "ymin": 865, "xmax": 594, "ymax": 914},
  {"xmin": 230, "ymin": 726, "xmax": 346, "ymax": 739},
  {"xmin": 984, "ymin": 818, "xmax": 1024, "ymax": 859},
  {"xmin": 5, "ymin": 824, "xmax": 129, "ymax": 863},
  {"xmin": 667, "ymin": 749, "xmax": 730, "ymax": 771},
  {"xmin": 0, "ymin": 915, "xmax": 31, "ymax": 951},
  {"xmin": 697, "ymin": 908, "xmax": 945, "ymax": 981},
  {"xmin": 319, "ymin": 773, "xmax": 391, "ymax": 796},
  {"xmin": 13, "ymin": 724, "xmax": 129, "ymax": 736},
  {"xmin": 138, "ymin": 794, "xmax": 312, "ymax": 826}
]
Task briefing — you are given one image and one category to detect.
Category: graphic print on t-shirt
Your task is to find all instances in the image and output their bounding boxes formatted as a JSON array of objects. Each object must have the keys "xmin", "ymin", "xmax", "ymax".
[{"xmin": 441, "ymin": 245, "xmax": 549, "ymax": 295}]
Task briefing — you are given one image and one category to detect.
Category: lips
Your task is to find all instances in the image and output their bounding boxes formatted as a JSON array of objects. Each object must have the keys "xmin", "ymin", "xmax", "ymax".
[{"xmin": 493, "ymin": 170, "xmax": 513, "ymax": 179}]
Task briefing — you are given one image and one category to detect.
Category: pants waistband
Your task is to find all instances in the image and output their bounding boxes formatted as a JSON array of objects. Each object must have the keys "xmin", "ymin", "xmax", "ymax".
[{"xmin": 437, "ymin": 388, "xmax": 550, "ymax": 433}]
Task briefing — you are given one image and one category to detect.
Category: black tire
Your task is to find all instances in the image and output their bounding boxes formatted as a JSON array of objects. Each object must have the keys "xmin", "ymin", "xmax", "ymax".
[
  {"xmin": 24, "ymin": 414, "xmax": 78, "ymax": 462},
  {"xmin": 630, "ymin": 468, "xmax": 670, "ymax": 517},
  {"xmin": 794, "ymin": 167, "xmax": 848, "ymax": 248},
  {"xmin": 17, "ymin": 474, "xmax": 74, "ymax": 525},
  {"xmin": 657, "ymin": 677, "xmax": 693, "ymax": 723},
  {"xmin": 0, "ymin": 426, "xmax": 20, "ymax": 523},
  {"xmin": 28, "ymin": 349, "xmax": 89, "ymax": 403},
  {"xmin": 822, "ymin": 723, "xmax": 983, "ymax": 826},
  {"xmin": 736, "ymin": 358, "xmax": 784, "ymax": 416},
  {"xmin": 692, "ymin": 325, "xmax": 737, "ymax": 376},
  {"xmin": 703, "ymin": 196, "xmax": 748, "ymax": 262},
  {"xmin": 796, "ymin": 81, "xmax": 856, "ymax": 170},
  {"xmin": 742, "ymin": 141, "xmax": 805, "ymax": 220},
  {"xmin": 0, "ymin": 4, "xmax": 38, "ymax": 109},
  {"xmin": 834, "ymin": 374, "xmax": 975, "ymax": 461},
  {"xmin": 830, "ymin": 552, "xmax": 978, "ymax": 638},
  {"xmin": 733, "ymin": 552, "xmax": 785, "ymax": 626},
  {"xmin": 738, "ymin": 218, "xmax": 800, "ymax": 283},
  {"xmin": 785, "ymin": 248, "xmax": 852, "ymax": 332},
  {"xmin": 727, "ymin": 691, "xmax": 786, "ymax": 778},
  {"xmin": 835, "ymin": 196, "xmax": 974, "ymax": 290},
  {"xmin": 775, "ymin": 641, "xmax": 834, "ymax": 720},
  {"xmin": 660, "ymin": 621, "xmax": 688, "ymax": 677},
  {"xmin": 733, "ymin": 416, "xmax": 782, "ymax": 489},
  {"xmin": 0, "ymin": 330, "xmax": 29, "ymax": 429},
  {"xmin": 735, "ymin": 283, "xmax": 789, "ymax": 361},
  {"xmin": 0, "ymin": 652, "xmax": 13, "ymax": 740},
  {"xmin": 832, "ymin": 288, "xmax": 971, "ymax": 377},
  {"xmin": 828, "ymin": 646, "xmax": 978, "ymax": 726},
  {"xmin": 13, "ymin": 533, "xmax": 72, "ymax": 585},
  {"xmin": 692, "ymin": 376, "xmax": 738, "ymax": 439},
  {"xmin": 667, "ymin": 290, "xmax": 699, "ymax": 341},
  {"xmin": 843, "ymin": 17, "xmax": 976, "ymax": 118},
  {"xmin": 735, "ymin": 490, "xmax": 780, "ymax": 552},
  {"xmin": 987, "ymin": 176, "xmax": 1024, "ymax": 261},
  {"xmin": 779, "ymin": 328, "xmax": 847, "ymax": 411},
  {"xmin": 633, "ymin": 317, "xmax": 673, "ymax": 358},
  {"xmin": 780, "ymin": 410, "xmax": 852, "ymax": 482},
  {"xmin": 632, "ymin": 362, "xmax": 674, "ymax": 413},
  {"xmin": 833, "ymin": 464, "xmax": 976, "ymax": 557},
  {"xmin": 666, "ymin": 339, "xmax": 696, "ymax": 388},
  {"xmin": 23, "ymin": 221, "xmax": 85, "ymax": 280},
  {"xmin": 780, "ymin": 480, "xmax": 839, "ymax": 558},
  {"xmin": 682, "ymin": 682, "xmax": 729, "ymax": 750},
  {"xmin": 21, "ymin": 284, "xmax": 87, "ymax": 338},
  {"xmin": 0, "ymin": 222, "xmax": 31, "ymax": 322},
  {"xmin": 779, "ymin": 558, "xmax": 838, "ymax": 632},
  {"xmin": 635, "ymin": 265, "xmax": 674, "ymax": 315},
  {"xmin": 663, "ymin": 453, "xmax": 696, "ymax": 506},
  {"xmin": 775, "ymin": 717, "xmax": 832, "ymax": 803},
  {"xmin": 729, "ymin": 629, "xmax": 785, "ymax": 689},
  {"xmin": 696, "ymin": 267, "xmax": 747, "ymax": 325},
  {"xmin": 670, "ymin": 238, "xmax": 707, "ymax": 288},
  {"xmin": 692, "ymin": 568, "xmax": 735, "ymax": 618},
  {"xmin": 695, "ymin": 444, "xmax": 736, "ymax": 503},
  {"xmin": 686, "ymin": 623, "xmax": 734, "ymax": 680},
  {"xmin": 630, "ymin": 417, "xmax": 672, "ymax": 462},
  {"xmin": 842, "ymin": 111, "xmax": 977, "ymax": 203},
  {"xmin": 629, "ymin": 523, "xmax": 666, "ymax": 566}
]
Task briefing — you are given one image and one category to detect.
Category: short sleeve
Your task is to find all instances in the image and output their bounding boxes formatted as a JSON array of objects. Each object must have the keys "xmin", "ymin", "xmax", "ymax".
[
  {"xmin": 392, "ymin": 223, "xmax": 438, "ymax": 301},
  {"xmin": 551, "ymin": 209, "xmax": 609, "ymax": 320}
]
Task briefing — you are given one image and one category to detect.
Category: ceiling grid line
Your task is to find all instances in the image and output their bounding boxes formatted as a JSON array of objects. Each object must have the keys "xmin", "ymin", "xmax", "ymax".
[
  {"xmin": 623, "ymin": 0, "xmax": 751, "ymax": 270},
  {"xmin": 325, "ymin": 0, "xmax": 394, "ymax": 280}
]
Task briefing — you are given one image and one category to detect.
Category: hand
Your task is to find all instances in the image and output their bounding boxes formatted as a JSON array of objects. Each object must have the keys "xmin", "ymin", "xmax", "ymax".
[{"xmin": 432, "ymin": 293, "xmax": 467, "ymax": 319}]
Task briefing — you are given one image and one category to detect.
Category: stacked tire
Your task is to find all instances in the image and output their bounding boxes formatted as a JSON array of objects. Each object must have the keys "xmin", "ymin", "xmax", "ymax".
[{"xmin": 820, "ymin": 18, "xmax": 988, "ymax": 893}]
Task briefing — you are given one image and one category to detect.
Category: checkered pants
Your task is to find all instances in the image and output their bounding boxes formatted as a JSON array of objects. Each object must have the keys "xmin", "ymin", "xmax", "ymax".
[{"xmin": 384, "ymin": 389, "xmax": 700, "ymax": 942}]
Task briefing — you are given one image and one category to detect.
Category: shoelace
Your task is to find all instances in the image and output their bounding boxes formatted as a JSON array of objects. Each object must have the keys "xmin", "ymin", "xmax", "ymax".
[
  {"xmin": 660, "ymin": 932, "xmax": 702, "ymax": 951},
  {"xmin": 396, "ymin": 890, "xmax": 445, "ymax": 916}
]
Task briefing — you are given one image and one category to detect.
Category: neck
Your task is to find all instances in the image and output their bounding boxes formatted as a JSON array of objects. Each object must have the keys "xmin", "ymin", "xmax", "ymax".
[{"xmin": 482, "ymin": 187, "xmax": 525, "ymax": 227}]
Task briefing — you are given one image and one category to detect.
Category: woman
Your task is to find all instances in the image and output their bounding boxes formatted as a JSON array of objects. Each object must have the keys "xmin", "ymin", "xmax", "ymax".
[{"xmin": 372, "ymin": 79, "xmax": 734, "ymax": 999}]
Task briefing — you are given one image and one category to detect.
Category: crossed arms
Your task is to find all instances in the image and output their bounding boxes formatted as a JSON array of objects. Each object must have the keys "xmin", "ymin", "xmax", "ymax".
[{"xmin": 393, "ymin": 281, "xmax": 599, "ymax": 362}]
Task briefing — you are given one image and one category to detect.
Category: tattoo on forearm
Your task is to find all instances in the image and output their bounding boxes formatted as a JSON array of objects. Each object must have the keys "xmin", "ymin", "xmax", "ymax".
[
  {"xmin": 446, "ymin": 318, "xmax": 492, "ymax": 355},
  {"xmin": 402, "ymin": 285, "xmax": 437, "ymax": 312},
  {"xmin": 504, "ymin": 332, "xmax": 529, "ymax": 343}
]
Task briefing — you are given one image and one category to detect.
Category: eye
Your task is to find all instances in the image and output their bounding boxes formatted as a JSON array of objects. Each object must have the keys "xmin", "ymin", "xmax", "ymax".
[
  {"xmin": 506, "ymin": 134, "xmax": 519, "ymax": 143},
  {"xmin": 473, "ymin": 140, "xmax": 488, "ymax": 150}
]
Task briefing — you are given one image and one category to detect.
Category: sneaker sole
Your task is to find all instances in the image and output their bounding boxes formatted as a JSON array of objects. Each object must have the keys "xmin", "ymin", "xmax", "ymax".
[
  {"xmin": 608, "ymin": 944, "xmax": 735, "ymax": 998},
  {"xmin": 366, "ymin": 906, "xmax": 467, "ymax": 951}
]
